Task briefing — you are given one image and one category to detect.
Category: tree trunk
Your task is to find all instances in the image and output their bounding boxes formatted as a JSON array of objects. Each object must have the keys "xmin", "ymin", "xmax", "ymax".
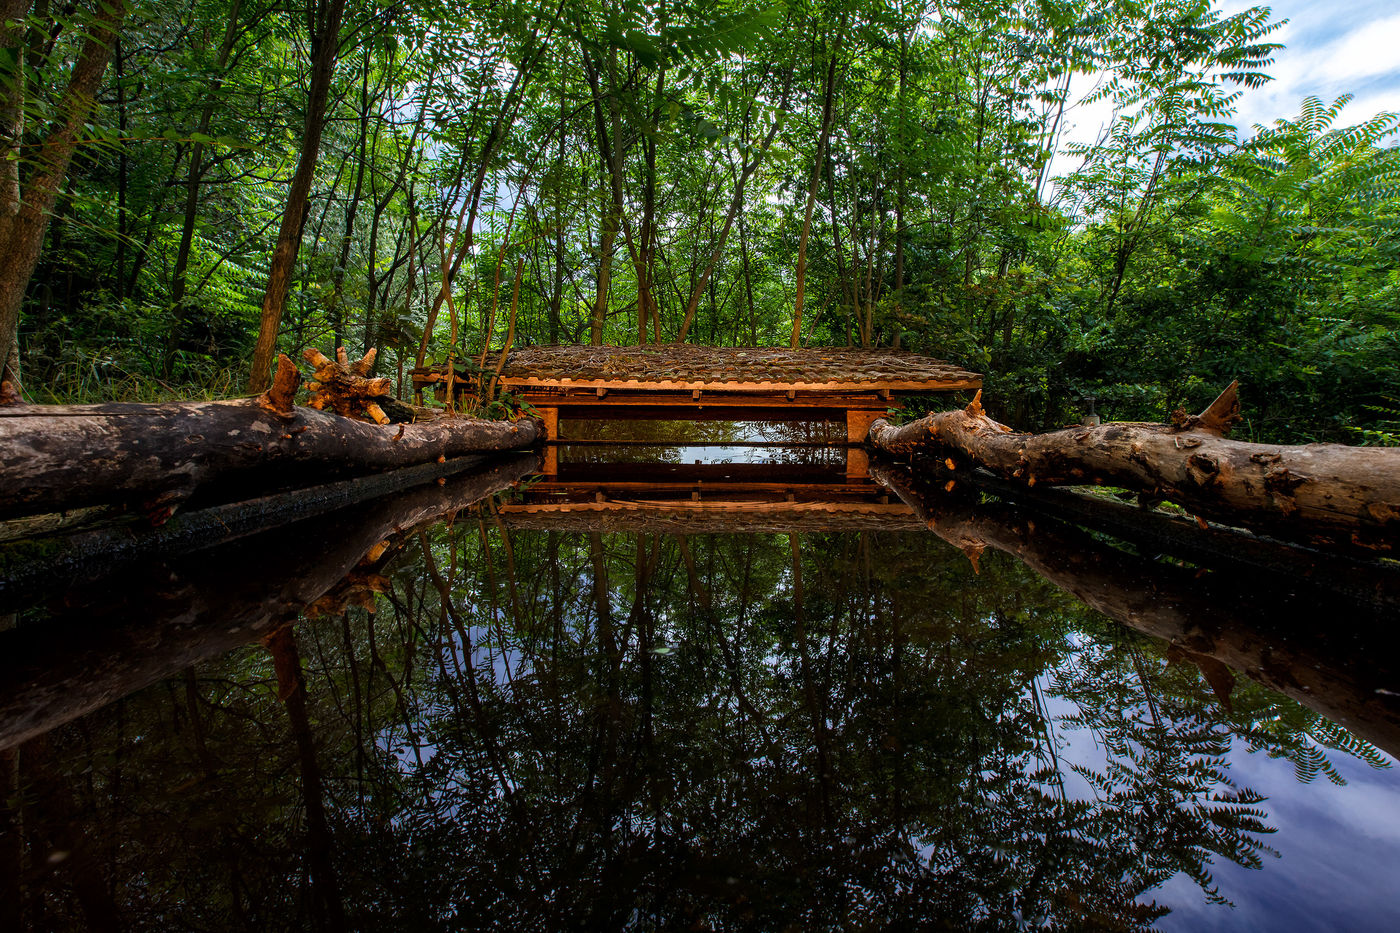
[
  {"xmin": 329, "ymin": 51, "xmax": 374, "ymax": 350},
  {"xmin": 0, "ymin": 357, "xmax": 539, "ymax": 521},
  {"xmin": 168, "ymin": 0, "xmax": 246, "ymax": 374},
  {"xmin": 263, "ymin": 623, "xmax": 346, "ymax": 929},
  {"xmin": 0, "ymin": 0, "xmax": 129, "ymax": 392},
  {"xmin": 792, "ymin": 29, "xmax": 840, "ymax": 348},
  {"xmin": 246, "ymin": 0, "xmax": 349, "ymax": 393},
  {"xmin": 866, "ymin": 384, "xmax": 1400, "ymax": 551},
  {"xmin": 677, "ymin": 111, "xmax": 784, "ymax": 343}
]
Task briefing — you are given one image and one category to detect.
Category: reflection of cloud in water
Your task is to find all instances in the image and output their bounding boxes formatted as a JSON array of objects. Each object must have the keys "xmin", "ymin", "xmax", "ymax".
[{"xmin": 1158, "ymin": 745, "xmax": 1400, "ymax": 931}]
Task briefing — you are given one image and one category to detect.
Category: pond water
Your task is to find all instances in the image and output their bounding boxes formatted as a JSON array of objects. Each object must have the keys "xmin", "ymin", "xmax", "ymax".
[{"xmin": 2, "ymin": 439, "xmax": 1399, "ymax": 931}]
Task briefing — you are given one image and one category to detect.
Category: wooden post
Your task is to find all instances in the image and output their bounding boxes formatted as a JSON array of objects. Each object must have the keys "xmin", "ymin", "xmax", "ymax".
[
  {"xmin": 541, "ymin": 406, "xmax": 559, "ymax": 474},
  {"xmin": 846, "ymin": 409, "xmax": 881, "ymax": 478}
]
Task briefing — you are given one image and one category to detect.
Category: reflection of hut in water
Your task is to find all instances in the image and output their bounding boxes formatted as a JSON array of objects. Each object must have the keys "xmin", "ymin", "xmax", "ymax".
[
  {"xmin": 412, "ymin": 345, "xmax": 981, "ymax": 476},
  {"xmin": 498, "ymin": 465, "xmax": 922, "ymax": 534}
]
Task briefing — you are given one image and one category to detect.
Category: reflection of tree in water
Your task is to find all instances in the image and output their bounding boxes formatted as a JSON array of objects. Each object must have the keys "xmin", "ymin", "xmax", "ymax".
[{"xmin": 8, "ymin": 516, "xmax": 1391, "ymax": 930}]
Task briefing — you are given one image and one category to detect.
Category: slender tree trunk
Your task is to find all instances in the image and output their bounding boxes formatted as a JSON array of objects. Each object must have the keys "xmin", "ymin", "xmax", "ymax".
[
  {"xmin": 247, "ymin": 0, "xmax": 349, "ymax": 393},
  {"xmin": 581, "ymin": 49, "xmax": 635, "ymax": 346},
  {"xmin": 892, "ymin": 28, "xmax": 908, "ymax": 350},
  {"xmin": 0, "ymin": 0, "xmax": 129, "ymax": 392},
  {"xmin": 677, "ymin": 120, "xmax": 782, "ymax": 343},
  {"xmin": 792, "ymin": 29, "xmax": 840, "ymax": 348},
  {"xmin": 113, "ymin": 41, "xmax": 127, "ymax": 301},
  {"xmin": 636, "ymin": 66, "xmax": 665, "ymax": 345},
  {"xmin": 589, "ymin": 165, "xmax": 618, "ymax": 345},
  {"xmin": 264, "ymin": 624, "xmax": 347, "ymax": 930},
  {"xmin": 330, "ymin": 53, "xmax": 374, "ymax": 350}
]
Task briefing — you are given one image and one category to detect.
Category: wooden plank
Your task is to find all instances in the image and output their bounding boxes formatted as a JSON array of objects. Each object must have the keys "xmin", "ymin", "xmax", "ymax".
[
  {"xmin": 548, "ymin": 406, "xmax": 849, "ymax": 423},
  {"xmin": 523, "ymin": 481, "xmax": 882, "ymax": 497},
  {"xmin": 846, "ymin": 409, "xmax": 883, "ymax": 478},
  {"xmin": 500, "ymin": 501, "xmax": 916, "ymax": 515},
  {"xmin": 523, "ymin": 404, "xmax": 871, "ymax": 423},
  {"xmin": 540, "ymin": 407, "xmax": 558, "ymax": 474},
  {"xmin": 551, "ymin": 462, "xmax": 846, "ymax": 483},
  {"xmin": 496, "ymin": 500, "xmax": 924, "ymax": 534}
]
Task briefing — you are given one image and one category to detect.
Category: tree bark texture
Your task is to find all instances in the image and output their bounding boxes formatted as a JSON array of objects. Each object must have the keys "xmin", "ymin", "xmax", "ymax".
[
  {"xmin": 246, "ymin": 0, "xmax": 349, "ymax": 392},
  {"xmin": 0, "ymin": 0, "xmax": 129, "ymax": 388},
  {"xmin": 792, "ymin": 26, "xmax": 841, "ymax": 349},
  {"xmin": 0, "ymin": 378, "xmax": 539, "ymax": 521},
  {"xmin": 867, "ymin": 386, "xmax": 1400, "ymax": 551}
]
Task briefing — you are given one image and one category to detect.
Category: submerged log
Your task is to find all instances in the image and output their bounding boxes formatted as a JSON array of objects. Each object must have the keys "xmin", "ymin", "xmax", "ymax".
[
  {"xmin": 0, "ymin": 353, "xmax": 539, "ymax": 522},
  {"xmin": 867, "ymin": 384, "xmax": 1400, "ymax": 551},
  {"xmin": 870, "ymin": 461, "xmax": 1400, "ymax": 759}
]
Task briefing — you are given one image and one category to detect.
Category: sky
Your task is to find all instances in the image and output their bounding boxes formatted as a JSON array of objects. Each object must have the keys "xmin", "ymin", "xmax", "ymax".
[{"xmin": 1055, "ymin": 0, "xmax": 1400, "ymax": 162}]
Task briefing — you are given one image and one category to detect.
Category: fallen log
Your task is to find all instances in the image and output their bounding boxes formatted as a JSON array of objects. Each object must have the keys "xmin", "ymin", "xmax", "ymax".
[
  {"xmin": 869, "ymin": 461, "xmax": 1400, "ymax": 759},
  {"xmin": 867, "ymin": 383, "xmax": 1400, "ymax": 551},
  {"xmin": 0, "ymin": 353, "xmax": 540, "ymax": 522}
]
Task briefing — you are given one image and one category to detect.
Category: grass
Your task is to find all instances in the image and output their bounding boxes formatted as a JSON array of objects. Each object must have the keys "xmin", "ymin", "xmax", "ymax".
[{"xmin": 20, "ymin": 359, "xmax": 249, "ymax": 405}]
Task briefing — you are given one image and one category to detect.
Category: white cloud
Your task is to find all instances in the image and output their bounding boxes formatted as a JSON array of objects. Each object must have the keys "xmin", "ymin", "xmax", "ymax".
[
  {"xmin": 1048, "ymin": 0, "xmax": 1400, "ymax": 178},
  {"xmin": 1221, "ymin": 0, "xmax": 1400, "ymax": 130}
]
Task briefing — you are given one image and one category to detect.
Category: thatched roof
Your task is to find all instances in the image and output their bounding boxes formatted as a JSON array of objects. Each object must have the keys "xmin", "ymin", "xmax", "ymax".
[{"xmin": 495, "ymin": 345, "xmax": 980, "ymax": 392}]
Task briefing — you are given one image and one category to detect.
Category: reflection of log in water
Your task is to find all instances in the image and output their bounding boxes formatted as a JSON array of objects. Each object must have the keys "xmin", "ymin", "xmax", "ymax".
[
  {"xmin": 1, "ymin": 454, "xmax": 502, "ymax": 609},
  {"xmin": 870, "ymin": 460, "xmax": 1400, "ymax": 760},
  {"xmin": 0, "ymin": 454, "xmax": 537, "ymax": 749}
]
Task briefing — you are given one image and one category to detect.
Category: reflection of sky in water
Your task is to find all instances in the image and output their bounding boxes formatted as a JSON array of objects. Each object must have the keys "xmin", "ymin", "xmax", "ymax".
[
  {"xmin": 559, "ymin": 419, "xmax": 848, "ymax": 465},
  {"xmin": 1042, "ymin": 678, "xmax": 1400, "ymax": 929},
  {"xmin": 1157, "ymin": 745, "xmax": 1400, "ymax": 931}
]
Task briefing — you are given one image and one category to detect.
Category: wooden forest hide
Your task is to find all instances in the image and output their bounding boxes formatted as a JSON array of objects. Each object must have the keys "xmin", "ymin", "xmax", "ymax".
[
  {"xmin": 869, "ymin": 461, "xmax": 1400, "ymax": 760},
  {"xmin": 866, "ymin": 383, "xmax": 1400, "ymax": 552},
  {"xmin": 0, "ymin": 353, "xmax": 539, "ymax": 522},
  {"xmin": 0, "ymin": 455, "xmax": 536, "ymax": 750}
]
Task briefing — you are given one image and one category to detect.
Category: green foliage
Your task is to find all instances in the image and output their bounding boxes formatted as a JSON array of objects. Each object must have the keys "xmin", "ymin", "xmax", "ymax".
[{"xmin": 8, "ymin": 0, "xmax": 1397, "ymax": 444}]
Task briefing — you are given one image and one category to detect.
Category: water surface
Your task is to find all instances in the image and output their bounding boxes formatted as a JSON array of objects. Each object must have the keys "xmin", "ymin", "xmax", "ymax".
[{"xmin": 2, "ymin": 446, "xmax": 1397, "ymax": 931}]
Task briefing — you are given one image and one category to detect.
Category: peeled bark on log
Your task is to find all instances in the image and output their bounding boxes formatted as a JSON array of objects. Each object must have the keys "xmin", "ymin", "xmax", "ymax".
[
  {"xmin": 867, "ymin": 384, "xmax": 1400, "ymax": 551},
  {"xmin": 0, "ymin": 455, "xmax": 535, "ymax": 750},
  {"xmin": 870, "ymin": 461, "xmax": 1400, "ymax": 759},
  {"xmin": 890, "ymin": 455, "xmax": 1400, "ymax": 609},
  {"xmin": 0, "ymin": 359, "xmax": 540, "ymax": 521},
  {"xmin": 302, "ymin": 346, "xmax": 404, "ymax": 424}
]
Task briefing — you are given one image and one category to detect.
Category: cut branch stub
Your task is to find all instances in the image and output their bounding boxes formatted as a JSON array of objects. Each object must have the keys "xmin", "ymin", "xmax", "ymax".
[
  {"xmin": 303, "ymin": 346, "xmax": 394, "ymax": 423},
  {"xmin": 1171, "ymin": 380, "xmax": 1241, "ymax": 436},
  {"xmin": 258, "ymin": 353, "xmax": 303, "ymax": 416}
]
